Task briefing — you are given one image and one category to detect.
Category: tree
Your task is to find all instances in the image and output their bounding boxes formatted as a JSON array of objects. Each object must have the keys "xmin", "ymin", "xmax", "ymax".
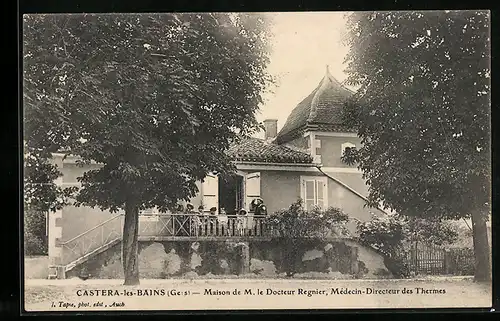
[
  {"xmin": 265, "ymin": 199, "xmax": 349, "ymax": 276},
  {"xmin": 356, "ymin": 215, "xmax": 459, "ymax": 256},
  {"xmin": 342, "ymin": 11, "xmax": 491, "ymax": 281},
  {"xmin": 24, "ymin": 143, "xmax": 77, "ymax": 255},
  {"xmin": 23, "ymin": 13, "xmax": 273, "ymax": 285}
]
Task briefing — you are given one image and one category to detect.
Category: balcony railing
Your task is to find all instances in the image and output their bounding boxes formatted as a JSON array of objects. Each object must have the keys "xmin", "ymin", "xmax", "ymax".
[{"xmin": 138, "ymin": 213, "xmax": 272, "ymax": 239}]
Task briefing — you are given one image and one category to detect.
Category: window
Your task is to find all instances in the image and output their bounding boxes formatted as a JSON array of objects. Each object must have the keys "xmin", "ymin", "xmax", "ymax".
[
  {"xmin": 300, "ymin": 176, "xmax": 328, "ymax": 210},
  {"xmin": 245, "ymin": 172, "xmax": 261, "ymax": 210},
  {"xmin": 313, "ymin": 139, "xmax": 322, "ymax": 163},
  {"xmin": 341, "ymin": 142, "xmax": 356, "ymax": 156}
]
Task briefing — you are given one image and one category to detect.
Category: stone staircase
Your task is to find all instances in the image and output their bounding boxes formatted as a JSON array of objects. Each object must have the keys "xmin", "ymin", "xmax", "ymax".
[{"xmin": 48, "ymin": 214, "xmax": 123, "ymax": 279}]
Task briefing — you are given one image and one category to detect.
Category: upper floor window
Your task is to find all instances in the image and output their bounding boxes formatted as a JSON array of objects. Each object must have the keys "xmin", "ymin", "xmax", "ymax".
[{"xmin": 341, "ymin": 142, "xmax": 356, "ymax": 156}]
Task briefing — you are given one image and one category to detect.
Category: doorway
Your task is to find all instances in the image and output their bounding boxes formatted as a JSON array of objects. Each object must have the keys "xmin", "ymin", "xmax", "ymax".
[{"xmin": 219, "ymin": 173, "xmax": 244, "ymax": 215}]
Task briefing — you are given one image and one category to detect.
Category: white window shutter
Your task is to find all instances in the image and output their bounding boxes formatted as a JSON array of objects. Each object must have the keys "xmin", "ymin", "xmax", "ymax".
[
  {"xmin": 304, "ymin": 180, "xmax": 315, "ymax": 210},
  {"xmin": 301, "ymin": 176, "xmax": 328, "ymax": 210},
  {"xmin": 202, "ymin": 173, "xmax": 219, "ymax": 211},
  {"xmin": 316, "ymin": 180, "xmax": 327, "ymax": 209},
  {"xmin": 245, "ymin": 172, "xmax": 261, "ymax": 210}
]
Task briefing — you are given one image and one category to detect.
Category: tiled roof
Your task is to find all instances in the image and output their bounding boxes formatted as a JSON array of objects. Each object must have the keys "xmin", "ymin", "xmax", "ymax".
[
  {"xmin": 276, "ymin": 66, "xmax": 355, "ymax": 144},
  {"xmin": 227, "ymin": 138, "xmax": 313, "ymax": 164}
]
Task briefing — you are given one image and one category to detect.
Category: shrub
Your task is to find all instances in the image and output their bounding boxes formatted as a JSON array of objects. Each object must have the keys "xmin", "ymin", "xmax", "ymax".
[
  {"xmin": 356, "ymin": 214, "xmax": 406, "ymax": 257},
  {"xmin": 373, "ymin": 267, "xmax": 392, "ymax": 278},
  {"xmin": 456, "ymin": 259, "xmax": 475, "ymax": 276},
  {"xmin": 357, "ymin": 214, "xmax": 462, "ymax": 277},
  {"xmin": 266, "ymin": 199, "xmax": 350, "ymax": 239},
  {"xmin": 24, "ymin": 209, "xmax": 48, "ymax": 256},
  {"xmin": 384, "ymin": 255, "xmax": 412, "ymax": 278},
  {"xmin": 265, "ymin": 199, "xmax": 350, "ymax": 276},
  {"xmin": 449, "ymin": 248, "xmax": 475, "ymax": 276}
]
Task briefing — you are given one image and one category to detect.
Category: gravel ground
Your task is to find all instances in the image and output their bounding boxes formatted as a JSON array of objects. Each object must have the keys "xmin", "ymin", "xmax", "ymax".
[{"xmin": 24, "ymin": 277, "xmax": 492, "ymax": 312}]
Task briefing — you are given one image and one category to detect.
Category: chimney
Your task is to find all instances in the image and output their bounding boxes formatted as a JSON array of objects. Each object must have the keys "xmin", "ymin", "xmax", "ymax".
[{"xmin": 263, "ymin": 119, "xmax": 278, "ymax": 140}]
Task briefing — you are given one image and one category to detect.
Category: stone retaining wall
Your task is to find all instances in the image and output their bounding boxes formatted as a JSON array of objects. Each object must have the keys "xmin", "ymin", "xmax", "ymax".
[{"xmin": 68, "ymin": 239, "xmax": 391, "ymax": 279}]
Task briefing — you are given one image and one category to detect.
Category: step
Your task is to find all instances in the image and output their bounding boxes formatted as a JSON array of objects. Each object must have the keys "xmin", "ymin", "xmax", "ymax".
[
  {"xmin": 64, "ymin": 238, "xmax": 121, "ymax": 273},
  {"xmin": 46, "ymin": 238, "xmax": 122, "ymax": 279}
]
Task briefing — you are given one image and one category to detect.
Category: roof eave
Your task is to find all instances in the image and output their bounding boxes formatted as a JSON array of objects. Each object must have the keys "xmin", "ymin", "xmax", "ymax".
[{"xmin": 232, "ymin": 160, "xmax": 314, "ymax": 167}]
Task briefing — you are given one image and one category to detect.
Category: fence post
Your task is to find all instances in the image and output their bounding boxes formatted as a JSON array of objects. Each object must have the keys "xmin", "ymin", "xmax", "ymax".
[
  {"xmin": 413, "ymin": 240, "xmax": 419, "ymax": 275},
  {"xmin": 56, "ymin": 266, "xmax": 66, "ymax": 279},
  {"xmin": 443, "ymin": 249, "xmax": 451, "ymax": 275}
]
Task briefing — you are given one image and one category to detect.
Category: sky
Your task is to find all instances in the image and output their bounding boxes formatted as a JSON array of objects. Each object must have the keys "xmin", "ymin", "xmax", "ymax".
[{"xmin": 253, "ymin": 12, "xmax": 352, "ymax": 138}]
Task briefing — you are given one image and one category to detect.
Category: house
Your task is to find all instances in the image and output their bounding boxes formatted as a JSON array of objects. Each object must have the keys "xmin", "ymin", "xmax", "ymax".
[{"xmin": 45, "ymin": 66, "xmax": 391, "ymax": 279}]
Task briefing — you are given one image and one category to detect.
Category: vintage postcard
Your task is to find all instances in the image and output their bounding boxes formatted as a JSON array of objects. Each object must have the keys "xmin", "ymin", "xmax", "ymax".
[{"xmin": 22, "ymin": 11, "xmax": 492, "ymax": 312}]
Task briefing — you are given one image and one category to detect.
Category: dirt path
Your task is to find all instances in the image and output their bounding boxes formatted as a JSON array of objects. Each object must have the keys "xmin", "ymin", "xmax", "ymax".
[{"xmin": 24, "ymin": 277, "xmax": 492, "ymax": 311}]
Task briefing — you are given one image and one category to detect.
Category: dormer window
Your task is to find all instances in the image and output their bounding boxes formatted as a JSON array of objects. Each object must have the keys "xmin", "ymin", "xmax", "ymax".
[{"xmin": 341, "ymin": 142, "xmax": 356, "ymax": 156}]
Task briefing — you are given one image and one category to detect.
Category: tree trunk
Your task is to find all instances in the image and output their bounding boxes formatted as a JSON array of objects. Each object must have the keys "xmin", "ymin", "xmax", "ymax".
[
  {"xmin": 122, "ymin": 200, "xmax": 140, "ymax": 285},
  {"xmin": 471, "ymin": 209, "xmax": 491, "ymax": 282}
]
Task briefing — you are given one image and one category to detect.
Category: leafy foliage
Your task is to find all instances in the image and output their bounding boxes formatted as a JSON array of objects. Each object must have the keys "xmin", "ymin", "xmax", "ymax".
[
  {"xmin": 343, "ymin": 11, "xmax": 491, "ymax": 281},
  {"xmin": 357, "ymin": 215, "xmax": 460, "ymax": 278},
  {"xmin": 265, "ymin": 199, "xmax": 349, "ymax": 277},
  {"xmin": 406, "ymin": 217, "xmax": 459, "ymax": 246},
  {"xmin": 357, "ymin": 214, "xmax": 460, "ymax": 257},
  {"xmin": 24, "ymin": 144, "xmax": 77, "ymax": 213},
  {"xmin": 23, "ymin": 13, "xmax": 273, "ymax": 213},
  {"xmin": 24, "ymin": 209, "xmax": 48, "ymax": 255},
  {"xmin": 342, "ymin": 11, "xmax": 490, "ymax": 220},
  {"xmin": 356, "ymin": 215, "xmax": 406, "ymax": 257},
  {"xmin": 266, "ymin": 199, "xmax": 350, "ymax": 239},
  {"xmin": 23, "ymin": 13, "xmax": 274, "ymax": 284},
  {"xmin": 340, "ymin": 146, "xmax": 359, "ymax": 166},
  {"xmin": 383, "ymin": 256, "xmax": 412, "ymax": 279}
]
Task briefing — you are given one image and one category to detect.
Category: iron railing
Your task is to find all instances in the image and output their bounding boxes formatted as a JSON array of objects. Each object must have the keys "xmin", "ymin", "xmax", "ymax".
[
  {"xmin": 59, "ymin": 213, "xmax": 124, "ymax": 265},
  {"xmin": 58, "ymin": 213, "xmax": 273, "ymax": 266},
  {"xmin": 138, "ymin": 213, "xmax": 271, "ymax": 238}
]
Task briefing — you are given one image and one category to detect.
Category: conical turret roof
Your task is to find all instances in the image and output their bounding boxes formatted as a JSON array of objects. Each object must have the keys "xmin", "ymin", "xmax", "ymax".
[{"xmin": 276, "ymin": 66, "xmax": 355, "ymax": 144}]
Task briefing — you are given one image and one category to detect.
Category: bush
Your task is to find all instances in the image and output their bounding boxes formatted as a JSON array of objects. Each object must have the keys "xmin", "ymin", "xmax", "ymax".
[
  {"xmin": 265, "ymin": 199, "xmax": 350, "ymax": 276},
  {"xmin": 356, "ymin": 214, "xmax": 405, "ymax": 257},
  {"xmin": 456, "ymin": 259, "xmax": 475, "ymax": 276},
  {"xmin": 384, "ymin": 255, "xmax": 412, "ymax": 278},
  {"xmin": 373, "ymin": 267, "xmax": 392, "ymax": 278},
  {"xmin": 357, "ymin": 214, "xmax": 461, "ymax": 256},
  {"xmin": 266, "ymin": 199, "xmax": 350, "ymax": 239},
  {"xmin": 357, "ymin": 214, "xmax": 464, "ymax": 278},
  {"xmin": 24, "ymin": 209, "xmax": 48, "ymax": 256},
  {"xmin": 449, "ymin": 248, "xmax": 475, "ymax": 276}
]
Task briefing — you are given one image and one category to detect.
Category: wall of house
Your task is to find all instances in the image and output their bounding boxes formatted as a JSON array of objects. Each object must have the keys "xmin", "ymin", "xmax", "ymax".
[
  {"xmin": 325, "ymin": 172, "xmax": 369, "ymax": 198},
  {"xmin": 58, "ymin": 163, "xmax": 120, "ymax": 240},
  {"xmin": 52, "ymin": 161, "xmax": 123, "ymax": 266},
  {"xmin": 315, "ymin": 134, "xmax": 362, "ymax": 168},
  {"xmin": 70, "ymin": 239, "xmax": 392, "ymax": 279},
  {"xmin": 55, "ymin": 161, "xmax": 205, "ymax": 241},
  {"xmin": 327, "ymin": 178, "xmax": 385, "ymax": 235},
  {"xmin": 260, "ymin": 170, "xmax": 384, "ymax": 234},
  {"xmin": 260, "ymin": 170, "xmax": 324, "ymax": 213}
]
